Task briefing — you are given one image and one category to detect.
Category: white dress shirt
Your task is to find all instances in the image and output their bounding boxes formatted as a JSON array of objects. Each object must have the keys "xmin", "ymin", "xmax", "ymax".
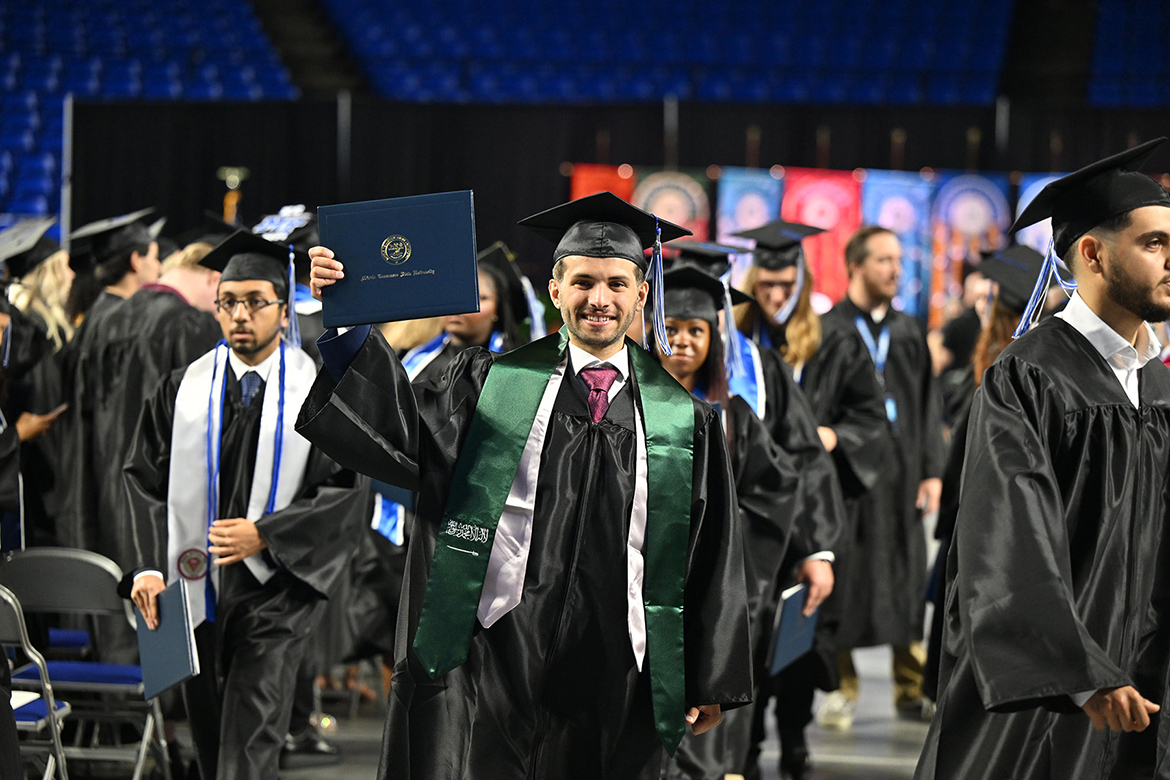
[{"xmin": 1056, "ymin": 292, "xmax": 1161, "ymax": 408}]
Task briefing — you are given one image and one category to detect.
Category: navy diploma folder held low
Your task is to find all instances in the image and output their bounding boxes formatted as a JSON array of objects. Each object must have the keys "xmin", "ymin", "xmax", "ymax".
[
  {"xmin": 769, "ymin": 583, "xmax": 821, "ymax": 675},
  {"xmin": 318, "ymin": 191, "xmax": 480, "ymax": 327},
  {"xmin": 134, "ymin": 580, "xmax": 200, "ymax": 700}
]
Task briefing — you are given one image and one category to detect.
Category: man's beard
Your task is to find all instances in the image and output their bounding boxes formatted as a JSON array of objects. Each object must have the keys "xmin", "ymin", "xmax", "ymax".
[{"xmin": 1104, "ymin": 261, "xmax": 1170, "ymax": 323}]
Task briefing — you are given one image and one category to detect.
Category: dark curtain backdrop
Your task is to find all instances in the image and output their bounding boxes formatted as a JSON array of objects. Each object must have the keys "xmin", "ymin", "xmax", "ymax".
[{"xmin": 71, "ymin": 98, "xmax": 1170, "ymax": 280}]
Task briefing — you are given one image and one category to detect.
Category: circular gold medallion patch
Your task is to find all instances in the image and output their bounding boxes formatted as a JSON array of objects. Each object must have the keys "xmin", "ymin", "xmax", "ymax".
[
  {"xmin": 381, "ymin": 235, "xmax": 411, "ymax": 265},
  {"xmin": 179, "ymin": 549, "xmax": 208, "ymax": 580}
]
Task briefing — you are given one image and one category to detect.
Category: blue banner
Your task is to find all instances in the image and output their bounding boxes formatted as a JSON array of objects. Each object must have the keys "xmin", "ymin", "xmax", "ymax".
[
  {"xmin": 862, "ymin": 170, "xmax": 935, "ymax": 318},
  {"xmin": 715, "ymin": 167, "xmax": 783, "ymax": 289}
]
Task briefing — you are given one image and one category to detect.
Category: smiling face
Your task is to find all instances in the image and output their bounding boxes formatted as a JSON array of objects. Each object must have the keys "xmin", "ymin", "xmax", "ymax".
[
  {"xmin": 549, "ymin": 255, "xmax": 647, "ymax": 360},
  {"xmin": 660, "ymin": 316, "xmax": 711, "ymax": 389}
]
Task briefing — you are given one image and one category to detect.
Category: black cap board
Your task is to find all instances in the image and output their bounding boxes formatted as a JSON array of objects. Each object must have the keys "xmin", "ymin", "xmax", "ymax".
[
  {"xmin": 1010, "ymin": 137, "xmax": 1170, "ymax": 258},
  {"xmin": 0, "ymin": 217, "xmax": 60, "ymax": 278},
  {"xmin": 668, "ymin": 241, "xmax": 740, "ymax": 277},
  {"xmin": 732, "ymin": 219, "xmax": 825, "ymax": 271},
  {"xmin": 199, "ymin": 229, "xmax": 291, "ymax": 299},
  {"xmin": 978, "ymin": 245, "xmax": 1046, "ymax": 313},
  {"xmin": 518, "ymin": 191, "xmax": 691, "ymax": 273},
  {"xmin": 70, "ymin": 207, "xmax": 157, "ymax": 264},
  {"xmin": 661, "ymin": 265, "xmax": 753, "ymax": 324}
]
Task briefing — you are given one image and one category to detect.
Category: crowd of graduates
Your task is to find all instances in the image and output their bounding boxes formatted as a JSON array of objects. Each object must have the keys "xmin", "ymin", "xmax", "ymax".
[{"xmin": 1, "ymin": 135, "xmax": 1168, "ymax": 780}]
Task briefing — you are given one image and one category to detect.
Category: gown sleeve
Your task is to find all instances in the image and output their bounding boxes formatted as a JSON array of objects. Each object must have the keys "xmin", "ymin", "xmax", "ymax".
[
  {"xmin": 296, "ymin": 325, "xmax": 492, "ymax": 491},
  {"xmin": 815, "ymin": 329, "xmax": 890, "ymax": 496},
  {"xmin": 122, "ymin": 369, "xmax": 183, "ymax": 575},
  {"xmin": 254, "ymin": 448, "xmax": 369, "ymax": 598},
  {"xmin": 683, "ymin": 403, "xmax": 754, "ymax": 710},
  {"xmin": 954, "ymin": 354, "xmax": 1129, "ymax": 711}
]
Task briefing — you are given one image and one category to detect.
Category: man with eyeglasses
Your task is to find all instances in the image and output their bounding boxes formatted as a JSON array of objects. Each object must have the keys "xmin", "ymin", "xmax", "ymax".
[{"xmin": 122, "ymin": 229, "xmax": 368, "ymax": 780}]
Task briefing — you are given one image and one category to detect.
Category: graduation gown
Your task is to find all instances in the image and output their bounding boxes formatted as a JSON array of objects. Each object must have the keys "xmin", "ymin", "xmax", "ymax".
[
  {"xmin": 916, "ymin": 317, "xmax": 1170, "ymax": 779},
  {"xmin": 123, "ymin": 358, "xmax": 368, "ymax": 780},
  {"xmin": 754, "ymin": 318, "xmax": 886, "ymax": 689},
  {"xmin": 822, "ymin": 299, "xmax": 944, "ymax": 649},
  {"xmin": 296, "ymin": 327, "xmax": 752, "ymax": 780},
  {"xmin": 666, "ymin": 393, "xmax": 806, "ymax": 780},
  {"xmin": 0, "ymin": 304, "xmax": 58, "ymax": 547},
  {"xmin": 64, "ymin": 287, "xmax": 221, "ymax": 569}
]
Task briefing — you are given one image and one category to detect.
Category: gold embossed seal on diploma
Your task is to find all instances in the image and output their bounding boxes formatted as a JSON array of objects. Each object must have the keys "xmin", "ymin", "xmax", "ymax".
[{"xmin": 317, "ymin": 190, "xmax": 480, "ymax": 327}]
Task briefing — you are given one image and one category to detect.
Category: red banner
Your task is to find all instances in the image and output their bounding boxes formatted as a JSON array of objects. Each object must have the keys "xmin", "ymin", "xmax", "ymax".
[
  {"xmin": 779, "ymin": 167, "xmax": 862, "ymax": 304},
  {"xmin": 569, "ymin": 164, "xmax": 635, "ymax": 202}
]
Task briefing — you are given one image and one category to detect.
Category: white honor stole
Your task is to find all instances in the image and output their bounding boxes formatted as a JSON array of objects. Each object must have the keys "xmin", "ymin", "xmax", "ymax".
[{"xmin": 166, "ymin": 341, "xmax": 316, "ymax": 627}]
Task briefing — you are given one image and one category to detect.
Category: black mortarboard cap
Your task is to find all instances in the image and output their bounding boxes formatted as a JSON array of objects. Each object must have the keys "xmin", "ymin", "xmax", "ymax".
[
  {"xmin": 176, "ymin": 211, "xmax": 239, "ymax": 248},
  {"xmin": 517, "ymin": 191, "xmax": 691, "ymax": 273},
  {"xmin": 199, "ymin": 229, "xmax": 291, "ymax": 299},
  {"xmin": 978, "ymin": 245, "xmax": 1046, "ymax": 313},
  {"xmin": 661, "ymin": 265, "xmax": 753, "ymax": 324},
  {"xmin": 476, "ymin": 241, "xmax": 527, "ymax": 324},
  {"xmin": 1010, "ymin": 137, "xmax": 1170, "ymax": 258},
  {"xmin": 732, "ymin": 219, "xmax": 826, "ymax": 271},
  {"xmin": 70, "ymin": 207, "xmax": 156, "ymax": 264},
  {"xmin": 0, "ymin": 217, "xmax": 60, "ymax": 278},
  {"xmin": 668, "ymin": 241, "xmax": 740, "ymax": 277}
]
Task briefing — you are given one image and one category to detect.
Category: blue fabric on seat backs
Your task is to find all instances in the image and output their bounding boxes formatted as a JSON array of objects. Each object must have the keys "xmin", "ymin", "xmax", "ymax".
[
  {"xmin": 14, "ymin": 660, "xmax": 143, "ymax": 687},
  {"xmin": 47, "ymin": 627, "xmax": 90, "ymax": 650}
]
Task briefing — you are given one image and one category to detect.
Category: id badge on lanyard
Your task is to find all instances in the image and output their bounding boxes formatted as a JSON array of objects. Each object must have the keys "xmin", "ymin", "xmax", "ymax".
[{"xmin": 855, "ymin": 316, "xmax": 898, "ymax": 434}]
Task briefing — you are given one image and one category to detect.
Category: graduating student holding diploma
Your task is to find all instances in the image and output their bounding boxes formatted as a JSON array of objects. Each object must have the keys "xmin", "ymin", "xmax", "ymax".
[
  {"xmin": 917, "ymin": 139, "xmax": 1170, "ymax": 779},
  {"xmin": 124, "ymin": 230, "xmax": 368, "ymax": 780},
  {"xmin": 299, "ymin": 192, "xmax": 753, "ymax": 780}
]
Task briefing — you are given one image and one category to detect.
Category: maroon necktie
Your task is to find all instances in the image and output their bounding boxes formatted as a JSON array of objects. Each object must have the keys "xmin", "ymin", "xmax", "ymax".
[{"xmin": 579, "ymin": 365, "xmax": 620, "ymax": 423}]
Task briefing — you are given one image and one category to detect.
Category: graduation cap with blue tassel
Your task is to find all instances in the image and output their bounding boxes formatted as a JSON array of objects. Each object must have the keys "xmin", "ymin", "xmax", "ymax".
[
  {"xmin": 1010, "ymin": 137, "xmax": 1170, "ymax": 337},
  {"xmin": 517, "ymin": 191, "xmax": 691, "ymax": 356},
  {"xmin": 733, "ymin": 219, "xmax": 826, "ymax": 325},
  {"xmin": 198, "ymin": 229, "xmax": 302, "ymax": 349}
]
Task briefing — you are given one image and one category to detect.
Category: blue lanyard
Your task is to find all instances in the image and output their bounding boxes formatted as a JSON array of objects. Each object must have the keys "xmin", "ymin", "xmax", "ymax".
[
  {"xmin": 854, "ymin": 316, "xmax": 891, "ymax": 385},
  {"xmin": 728, "ymin": 335, "xmax": 764, "ymax": 418}
]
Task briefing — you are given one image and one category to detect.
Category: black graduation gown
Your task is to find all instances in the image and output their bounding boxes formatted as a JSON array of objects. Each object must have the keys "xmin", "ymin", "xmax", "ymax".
[
  {"xmin": 823, "ymin": 299, "xmax": 944, "ymax": 649},
  {"xmin": 0, "ymin": 305, "xmax": 58, "ymax": 547},
  {"xmin": 759, "ymin": 319, "xmax": 887, "ymax": 690},
  {"xmin": 65, "ymin": 287, "xmax": 221, "ymax": 570},
  {"xmin": 916, "ymin": 317, "xmax": 1170, "ymax": 780},
  {"xmin": 666, "ymin": 393, "xmax": 804, "ymax": 780},
  {"xmin": 123, "ymin": 361, "xmax": 368, "ymax": 780},
  {"xmin": 296, "ymin": 328, "xmax": 752, "ymax": 780}
]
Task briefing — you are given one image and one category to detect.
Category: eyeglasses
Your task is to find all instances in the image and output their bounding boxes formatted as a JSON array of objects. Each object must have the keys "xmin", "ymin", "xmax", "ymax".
[{"xmin": 214, "ymin": 297, "xmax": 286, "ymax": 314}]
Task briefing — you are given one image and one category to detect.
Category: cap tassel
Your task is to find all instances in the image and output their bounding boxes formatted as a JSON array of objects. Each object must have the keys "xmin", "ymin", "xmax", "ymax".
[
  {"xmin": 1012, "ymin": 238, "xmax": 1076, "ymax": 339},
  {"xmin": 520, "ymin": 276, "xmax": 548, "ymax": 341},
  {"xmin": 772, "ymin": 252, "xmax": 806, "ymax": 325},
  {"xmin": 651, "ymin": 219, "xmax": 671, "ymax": 356},
  {"xmin": 285, "ymin": 244, "xmax": 302, "ymax": 349},
  {"xmin": 721, "ymin": 269, "xmax": 747, "ymax": 380}
]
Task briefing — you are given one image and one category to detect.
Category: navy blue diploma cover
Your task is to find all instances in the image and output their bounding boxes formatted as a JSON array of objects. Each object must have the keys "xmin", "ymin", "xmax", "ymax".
[
  {"xmin": 134, "ymin": 580, "xmax": 200, "ymax": 700},
  {"xmin": 318, "ymin": 191, "xmax": 480, "ymax": 327},
  {"xmin": 769, "ymin": 583, "xmax": 820, "ymax": 675}
]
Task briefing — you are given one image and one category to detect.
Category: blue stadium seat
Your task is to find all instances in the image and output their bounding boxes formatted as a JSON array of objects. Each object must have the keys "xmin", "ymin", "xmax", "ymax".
[{"xmin": 7, "ymin": 194, "xmax": 50, "ymax": 215}]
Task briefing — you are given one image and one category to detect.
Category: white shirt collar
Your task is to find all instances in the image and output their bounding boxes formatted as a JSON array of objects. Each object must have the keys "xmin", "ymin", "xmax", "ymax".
[
  {"xmin": 1056, "ymin": 292, "xmax": 1162, "ymax": 371},
  {"xmin": 567, "ymin": 341, "xmax": 630, "ymax": 381},
  {"xmin": 227, "ymin": 343, "xmax": 281, "ymax": 383}
]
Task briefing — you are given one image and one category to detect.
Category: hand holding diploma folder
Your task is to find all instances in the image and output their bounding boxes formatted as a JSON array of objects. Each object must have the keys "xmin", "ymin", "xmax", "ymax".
[
  {"xmin": 314, "ymin": 191, "xmax": 481, "ymax": 327},
  {"xmin": 133, "ymin": 580, "xmax": 200, "ymax": 700}
]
